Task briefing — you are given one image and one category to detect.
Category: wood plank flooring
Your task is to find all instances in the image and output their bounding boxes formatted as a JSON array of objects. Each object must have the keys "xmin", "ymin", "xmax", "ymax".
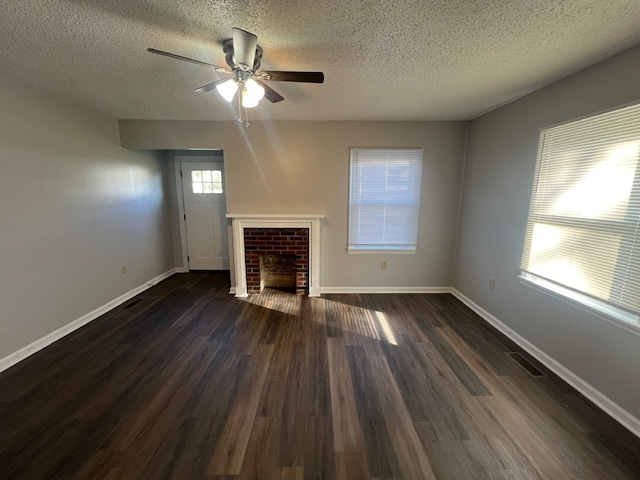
[{"xmin": 1, "ymin": 272, "xmax": 639, "ymax": 479}]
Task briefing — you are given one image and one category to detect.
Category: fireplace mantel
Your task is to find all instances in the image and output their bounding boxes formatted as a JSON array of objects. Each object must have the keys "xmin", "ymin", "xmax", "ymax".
[{"xmin": 226, "ymin": 214, "xmax": 324, "ymax": 297}]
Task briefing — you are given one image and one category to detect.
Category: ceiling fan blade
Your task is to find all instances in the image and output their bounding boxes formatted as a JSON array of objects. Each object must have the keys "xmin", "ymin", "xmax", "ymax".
[
  {"xmin": 261, "ymin": 71, "xmax": 324, "ymax": 83},
  {"xmin": 255, "ymin": 80, "xmax": 284, "ymax": 103},
  {"xmin": 194, "ymin": 78, "xmax": 231, "ymax": 93},
  {"xmin": 232, "ymin": 28, "xmax": 258, "ymax": 71},
  {"xmin": 147, "ymin": 48, "xmax": 231, "ymax": 74}
]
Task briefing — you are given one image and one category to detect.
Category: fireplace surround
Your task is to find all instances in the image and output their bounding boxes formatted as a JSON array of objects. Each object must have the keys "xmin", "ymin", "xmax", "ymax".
[{"xmin": 227, "ymin": 214, "xmax": 324, "ymax": 297}]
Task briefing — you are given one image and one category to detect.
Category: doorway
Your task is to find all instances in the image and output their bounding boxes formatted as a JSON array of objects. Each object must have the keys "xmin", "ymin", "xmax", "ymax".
[{"xmin": 179, "ymin": 159, "xmax": 229, "ymax": 270}]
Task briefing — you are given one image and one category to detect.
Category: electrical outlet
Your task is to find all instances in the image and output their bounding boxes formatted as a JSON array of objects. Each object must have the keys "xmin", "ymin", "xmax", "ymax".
[
  {"xmin": 121, "ymin": 264, "xmax": 128, "ymax": 274},
  {"xmin": 489, "ymin": 277, "xmax": 495, "ymax": 289},
  {"xmin": 381, "ymin": 260, "xmax": 388, "ymax": 270}
]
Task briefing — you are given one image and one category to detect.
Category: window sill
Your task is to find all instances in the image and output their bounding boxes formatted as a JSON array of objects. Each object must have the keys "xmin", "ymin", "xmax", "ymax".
[
  {"xmin": 519, "ymin": 273, "xmax": 640, "ymax": 337},
  {"xmin": 348, "ymin": 247, "xmax": 416, "ymax": 255}
]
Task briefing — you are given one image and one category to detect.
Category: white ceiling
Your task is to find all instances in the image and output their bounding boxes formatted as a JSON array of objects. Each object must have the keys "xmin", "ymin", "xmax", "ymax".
[{"xmin": 2, "ymin": 0, "xmax": 639, "ymax": 121}]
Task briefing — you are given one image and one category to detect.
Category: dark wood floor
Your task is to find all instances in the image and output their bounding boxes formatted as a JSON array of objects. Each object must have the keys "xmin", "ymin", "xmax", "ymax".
[{"xmin": 1, "ymin": 272, "xmax": 639, "ymax": 479}]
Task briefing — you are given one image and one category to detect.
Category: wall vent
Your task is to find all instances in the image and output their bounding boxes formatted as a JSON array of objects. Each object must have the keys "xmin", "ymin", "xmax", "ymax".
[
  {"xmin": 124, "ymin": 298, "xmax": 144, "ymax": 309},
  {"xmin": 507, "ymin": 352, "xmax": 546, "ymax": 377}
]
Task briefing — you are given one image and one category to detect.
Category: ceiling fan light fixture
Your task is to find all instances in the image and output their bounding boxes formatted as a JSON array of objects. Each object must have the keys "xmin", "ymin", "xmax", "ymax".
[
  {"xmin": 241, "ymin": 78, "xmax": 265, "ymax": 108},
  {"xmin": 216, "ymin": 78, "xmax": 238, "ymax": 102}
]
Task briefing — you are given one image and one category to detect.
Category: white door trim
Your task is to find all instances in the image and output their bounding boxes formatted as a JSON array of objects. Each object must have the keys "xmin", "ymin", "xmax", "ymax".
[{"xmin": 174, "ymin": 158, "xmax": 189, "ymax": 272}]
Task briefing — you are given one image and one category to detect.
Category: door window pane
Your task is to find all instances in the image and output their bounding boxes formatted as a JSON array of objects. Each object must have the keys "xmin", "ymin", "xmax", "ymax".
[{"xmin": 191, "ymin": 170, "xmax": 223, "ymax": 194}]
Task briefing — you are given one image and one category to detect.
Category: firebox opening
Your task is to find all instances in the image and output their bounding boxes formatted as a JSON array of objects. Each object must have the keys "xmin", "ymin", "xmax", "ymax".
[
  {"xmin": 244, "ymin": 227, "xmax": 309, "ymax": 296},
  {"xmin": 260, "ymin": 255, "xmax": 297, "ymax": 294}
]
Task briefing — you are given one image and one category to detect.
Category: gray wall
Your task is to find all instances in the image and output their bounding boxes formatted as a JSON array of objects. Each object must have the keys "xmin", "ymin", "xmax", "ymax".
[
  {"xmin": 454, "ymin": 45, "xmax": 640, "ymax": 418},
  {"xmin": 119, "ymin": 121, "xmax": 468, "ymax": 289},
  {"xmin": 0, "ymin": 75, "xmax": 174, "ymax": 360}
]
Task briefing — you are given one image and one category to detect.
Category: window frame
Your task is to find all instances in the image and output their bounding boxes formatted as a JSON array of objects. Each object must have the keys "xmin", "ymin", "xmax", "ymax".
[
  {"xmin": 519, "ymin": 101, "xmax": 640, "ymax": 331},
  {"xmin": 347, "ymin": 148, "xmax": 424, "ymax": 254}
]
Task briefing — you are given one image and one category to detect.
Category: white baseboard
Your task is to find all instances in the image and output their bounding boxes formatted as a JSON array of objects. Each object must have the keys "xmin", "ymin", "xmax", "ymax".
[
  {"xmin": 0, "ymin": 268, "xmax": 178, "ymax": 374},
  {"xmin": 229, "ymin": 287, "xmax": 236, "ymax": 295},
  {"xmin": 174, "ymin": 267, "xmax": 188, "ymax": 273},
  {"xmin": 451, "ymin": 288, "xmax": 640, "ymax": 439},
  {"xmin": 320, "ymin": 286, "xmax": 452, "ymax": 294}
]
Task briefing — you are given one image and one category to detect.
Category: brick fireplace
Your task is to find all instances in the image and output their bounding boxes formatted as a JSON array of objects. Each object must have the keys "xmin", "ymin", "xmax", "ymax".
[
  {"xmin": 227, "ymin": 214, "xmax": 324, "ymax": 297},
  {"xmin": 244, "ymin": 228, "xmax": 309, "ymax": 295}
]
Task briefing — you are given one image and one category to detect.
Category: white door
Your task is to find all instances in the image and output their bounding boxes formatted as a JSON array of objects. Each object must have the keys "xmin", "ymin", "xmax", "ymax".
[{"xmin": 181, "ymin": 161, "xmax": 229, "ymax": 270}]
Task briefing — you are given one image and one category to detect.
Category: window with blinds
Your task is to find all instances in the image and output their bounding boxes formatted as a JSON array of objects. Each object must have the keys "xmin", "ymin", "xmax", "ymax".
[
  {"xmin": 348, "ymin": 148, "xmax": 423, "ymax": 253},
  {"xmin": 520, "ymin": 103, "xmax": 640, "ymax": 323}
]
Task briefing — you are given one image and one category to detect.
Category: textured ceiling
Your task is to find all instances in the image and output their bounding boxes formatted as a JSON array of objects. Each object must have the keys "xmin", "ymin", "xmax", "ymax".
[{"xmin": 1, "ymin": 0, "xmax": 640, "ymax": 121}]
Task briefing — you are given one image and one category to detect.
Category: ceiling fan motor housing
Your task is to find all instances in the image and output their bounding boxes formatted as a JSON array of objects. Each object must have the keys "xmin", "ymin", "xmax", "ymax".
[{"xmin": 222, "ymin": 39, "xmax": 263, "ymax": 72}]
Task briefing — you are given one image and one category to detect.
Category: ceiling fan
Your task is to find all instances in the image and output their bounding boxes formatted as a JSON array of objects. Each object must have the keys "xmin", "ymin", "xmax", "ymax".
[{"xmin": 148, "ymin": 28, "xmax": 324, "ymax": 120}]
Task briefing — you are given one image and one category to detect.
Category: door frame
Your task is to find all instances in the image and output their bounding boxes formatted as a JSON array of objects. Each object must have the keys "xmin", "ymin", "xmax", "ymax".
[{"xmin": 173, "ymin": 153, "xmax": 228, "ymax": 273}]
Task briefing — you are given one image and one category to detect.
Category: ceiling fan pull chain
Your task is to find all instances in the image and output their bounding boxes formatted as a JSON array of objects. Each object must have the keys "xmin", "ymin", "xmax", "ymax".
[
  {"xmin": 237, "ymin": 90, "xmax": 242, "ymax": 124},
  {"xmin": 245, "ymin": 108, "xmax": 250, "ymax": 128}
]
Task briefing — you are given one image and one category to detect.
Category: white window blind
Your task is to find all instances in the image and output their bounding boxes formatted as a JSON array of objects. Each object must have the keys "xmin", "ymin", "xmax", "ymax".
[
  {"xmin": 348, "ymin": 148, "xmax": 423, "ymax": 252},
  {"xmin": 521, "ymin": 103, "xmax": 640, "ymax": 319}
]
